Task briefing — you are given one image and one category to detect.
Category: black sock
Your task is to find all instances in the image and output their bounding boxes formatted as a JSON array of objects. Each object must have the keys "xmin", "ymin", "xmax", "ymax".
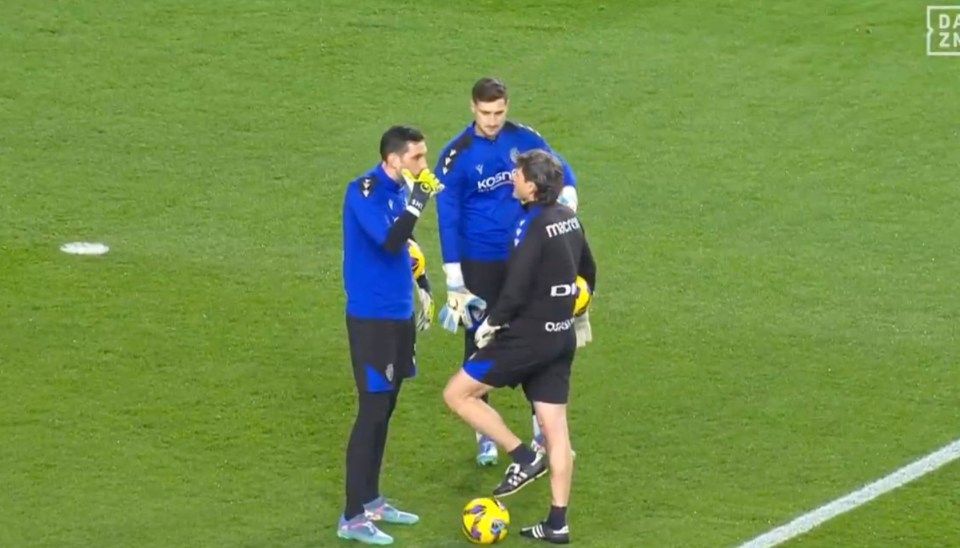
[
  {"xmin": 368, "ymin": 379, "xmax": 403, "ymax": 503},
  {"xmin": 547, "ymin": 505, "xmax": 567, "ymax": 529},
  {"xmin": 508, "ymin": 443, "xmax": 537, "ymax": 465},
  {"xmin": 345, "ymin": 392, "xmax": 392, "ymax": 521}
]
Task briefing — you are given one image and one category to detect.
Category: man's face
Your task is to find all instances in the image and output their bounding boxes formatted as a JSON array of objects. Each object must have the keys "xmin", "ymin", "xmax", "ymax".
[
  {"xmin": 512, "ymin": 166, "xmax": 536, "ymax": 202},
  {"xmin": 388, "ymin": 140, "xmax": 428, "ymax": 179},
  {"xmin": 471, "ymin": 98, "xmax": 508, "ymax": 138}
]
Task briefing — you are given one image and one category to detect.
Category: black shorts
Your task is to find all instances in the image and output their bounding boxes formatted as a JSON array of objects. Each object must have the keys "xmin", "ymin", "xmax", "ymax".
[
  {"xmin": 462, "ymin": 330, "xmax": 576, "ymax": 404},
  {"xmin": 462, "ymin": 260, "xmax": 508, "ymax": 359},
  {"xmin": 346, "ymin": 315, "xmax": 416, "ymax": 393},
  {"xmin": 463, "ymin": 260, "xmax": 508, "ymax": 306}
]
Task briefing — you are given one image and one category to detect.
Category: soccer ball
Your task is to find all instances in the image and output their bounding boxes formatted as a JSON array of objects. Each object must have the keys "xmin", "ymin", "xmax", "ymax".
[
  {"xmin": 573, "ymin": 275, "xmax": 592, "ymax": 317},
  {"xmin": 408, "ymin": 239, "xmax": 426, "ymax": 279},
  {"xmin": 461, "ymin": 497, "xmax": 510, "ymax": 544}
]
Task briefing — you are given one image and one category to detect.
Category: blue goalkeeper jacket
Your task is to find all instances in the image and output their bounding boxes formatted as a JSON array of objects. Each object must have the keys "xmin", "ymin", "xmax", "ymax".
[
  {"xmin": 435, "ymin": 121, "xmax": 577, "ymax": 264},
  {"xmin": 342, "ymin": 164, "xmax": 414, "ymax": 320}
]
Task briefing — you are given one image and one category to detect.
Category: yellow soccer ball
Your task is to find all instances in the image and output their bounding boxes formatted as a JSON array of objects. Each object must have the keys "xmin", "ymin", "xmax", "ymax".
[
  {"xmin": 461, "ymin": 497, "xmax": 510, "ymax": 544},
  {"xmin": 573, "ymin": 275, "xmax": 592, "ymax": 317},
  {"xmin": 408, "ymin": 239, "xmax": 426, "ymax": 279}
]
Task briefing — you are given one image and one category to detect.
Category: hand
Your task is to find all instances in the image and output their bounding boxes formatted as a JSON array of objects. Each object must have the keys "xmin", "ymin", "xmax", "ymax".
[
  {"xmin": 401, "ymin": 169, "xmax": 444, "ymax": 217},
  {"xmin": 474, "ymin": 318, "xmax": 502, "ymax": 349},
  {"xmin": 402, "ymin": 168, "xmax": 444, "ymax": 202},
  {"xmin": 438, "ymin": 263, "xmax": 486, "ymax": 334},
  {"xmin": 558, "ymin": 185, "xmax": 579, "ymax": 212},
  {"xmin": 574, "ymin": 311, "xmax": 592, "ymax": 348},
  {"xmin": 438, "ymin": 286, "xmax": 487, "ymax": 334},
  {"xmin": 415, "ymin": 286, "xmax": 434, "ymax": 331}
]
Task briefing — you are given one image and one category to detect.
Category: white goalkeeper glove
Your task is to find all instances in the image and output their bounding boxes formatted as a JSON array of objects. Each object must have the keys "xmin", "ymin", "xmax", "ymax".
[
  {"xmin": 415, "ymin": 286, "xmax": 434, "ymax": 331},
  {"xmin": 438, "ymin": 263, "xmax": 487, "ymax": 333},
  {"xmin": 574, "ymin": 311, "xmax": 592, "ymax": 348},
  {"xmin": 558, "ymin": 186, "xmax": 579, "ymax": 212},
  {"xmin": 474, "ymin": 318, "xmax": 502, "ymax": 349}
]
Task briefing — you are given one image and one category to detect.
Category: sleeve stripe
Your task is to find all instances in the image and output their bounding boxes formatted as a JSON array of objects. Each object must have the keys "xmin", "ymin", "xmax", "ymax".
[{"xmin": 440, "ymin": 132, "xmax": 473, "ymax": 175}]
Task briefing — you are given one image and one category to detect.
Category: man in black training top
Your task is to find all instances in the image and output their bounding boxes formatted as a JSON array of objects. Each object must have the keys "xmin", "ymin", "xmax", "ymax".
[
  {"xmin": 443, "ymin": 149, "xmax": 597, "ymax": 544},
  {"xmin": 338, "ymin": 125, "xmax": 443, "ymax": 545}
]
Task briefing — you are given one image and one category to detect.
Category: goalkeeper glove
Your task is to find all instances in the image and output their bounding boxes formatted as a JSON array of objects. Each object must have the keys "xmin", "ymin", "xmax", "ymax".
[
  {"xmin": 438, "ymin": 263, "xmax": 486, "ymax": 333},
  {"xmin": 415, "ymin": 275, "xmax": 434, "ymax": 331},
  {"xmin": 474, "ymin": 318, "xmax": 502, "ymax": 349},
  {"xmin": 416, "ymin": 287, "xmax": 434, "ymax": 331},
  {"xmin": 574, "ymin": 311, "xmax": 592, "ymax": 348},
  {"xmin": 558, "ymin": 186, "xmax": 579, "ymax": 212},
  {"xmin": 402, "ymin": 168, "xmax": 444, "ymax": 215}
]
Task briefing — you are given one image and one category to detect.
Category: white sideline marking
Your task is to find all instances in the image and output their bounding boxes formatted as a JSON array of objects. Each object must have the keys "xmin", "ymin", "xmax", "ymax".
[
  {"xmin": 738, "ymin": 438, "xmax": 960, "ymax": 548},
  {"xmin": 60, "ymin": 241, "xmax": 109, "ymax": 256}
]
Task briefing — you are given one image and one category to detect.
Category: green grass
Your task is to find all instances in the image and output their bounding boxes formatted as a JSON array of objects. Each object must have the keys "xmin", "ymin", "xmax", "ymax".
[
  {"xmin": 792, "ymin": 461, "xmax": 960, "ymax": 547},
  {"xmin": 2, "ymin": 0, "xmax": 959, "ymax": 546}
]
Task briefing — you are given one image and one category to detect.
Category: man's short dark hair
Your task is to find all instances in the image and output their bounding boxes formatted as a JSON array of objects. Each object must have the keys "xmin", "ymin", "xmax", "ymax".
[
  {"xmin": 472, "ymin": 77, "xmax": 508, "ymax": 103},
  {"xmin": 379, "ymin": 125, "xmax": 425, "ymax": 160},
  {"xmin": 515, "ymin": 149, "xmax": 564, "ymax": 205}
]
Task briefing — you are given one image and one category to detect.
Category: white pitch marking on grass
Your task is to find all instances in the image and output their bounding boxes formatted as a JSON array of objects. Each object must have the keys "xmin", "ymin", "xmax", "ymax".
[
  {"xmin": 738, "ymin": 437, "xmax": 960, "ymax": 548},
  {"xmin": 60, "ymin": 242, "xmax": 110, "ymax": 255}
]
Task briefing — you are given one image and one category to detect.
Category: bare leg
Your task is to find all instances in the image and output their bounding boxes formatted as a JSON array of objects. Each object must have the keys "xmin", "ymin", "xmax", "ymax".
[
  {"xmin": 533, "ymin": 401, "xmax": 573, "ymax": 507},
  {"xmin": 443, "ymin": 369, "xmax": 524, "ymax": 452}
]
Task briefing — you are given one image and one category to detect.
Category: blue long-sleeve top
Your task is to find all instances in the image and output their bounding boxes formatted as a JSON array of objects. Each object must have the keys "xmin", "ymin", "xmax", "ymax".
[
  {"xmin": 341, "ymin": 164, "xmax": 415, "ymax": 320},
  {"xmin": 435, "ymin": 121, "xmax": 576, "ymax": 264}
]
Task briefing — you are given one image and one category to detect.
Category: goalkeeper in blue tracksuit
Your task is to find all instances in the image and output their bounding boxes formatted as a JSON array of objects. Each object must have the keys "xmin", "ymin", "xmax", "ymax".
[
  {"xmin": 435, "ymin": 77, "xmax": 582, "ymax": 466},
  {"xmin": 338, "ymin": 125, "xmax": 444, "ymax": 545}
]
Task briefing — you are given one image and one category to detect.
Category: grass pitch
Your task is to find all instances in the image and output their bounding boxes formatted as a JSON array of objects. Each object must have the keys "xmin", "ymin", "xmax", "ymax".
[{"xmin": 2, "ymin": 1, "xmax": 959, "ymax": 546}]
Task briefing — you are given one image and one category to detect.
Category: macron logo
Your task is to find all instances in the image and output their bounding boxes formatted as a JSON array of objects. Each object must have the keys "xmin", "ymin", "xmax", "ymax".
[{"xmin": 544, "ymin": 217, "xmax": 581, "ymax": 238}]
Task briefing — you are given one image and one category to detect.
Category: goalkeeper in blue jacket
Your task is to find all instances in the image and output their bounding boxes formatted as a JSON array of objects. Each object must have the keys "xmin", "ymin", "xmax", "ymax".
[{"xmin": 434, "ymin": 77, "xmax": 583, "ymax": 466}]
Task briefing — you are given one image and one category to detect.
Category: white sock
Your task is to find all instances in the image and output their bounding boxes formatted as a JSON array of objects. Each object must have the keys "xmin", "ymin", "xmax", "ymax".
[
  {"xmin": 475, "ymin": 431, "xmax": 483, "ymax": 444},
  {"xmin": 532, "ymin": 414, "xmax": 542, "ymax": 440}
]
